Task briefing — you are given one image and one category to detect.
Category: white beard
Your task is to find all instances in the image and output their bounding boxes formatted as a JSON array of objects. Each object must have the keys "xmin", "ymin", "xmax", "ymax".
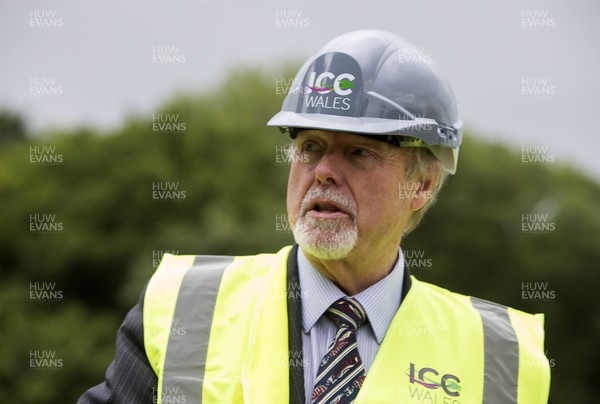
[{"xmin": 291, "ymin": 187, "xmax": 358, "ymax": 260}]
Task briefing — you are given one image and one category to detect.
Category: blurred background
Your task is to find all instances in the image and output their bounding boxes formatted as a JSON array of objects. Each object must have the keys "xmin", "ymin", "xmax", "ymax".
[{"xmin": 1, "ymin": 0, "xmax": 599, "ymax": 402}]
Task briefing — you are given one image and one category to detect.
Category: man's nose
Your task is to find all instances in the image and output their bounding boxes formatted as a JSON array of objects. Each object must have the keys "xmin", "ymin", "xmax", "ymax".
[{"xmin": 314, "ymin": 152, "xmax": 344, "ymax": 186}]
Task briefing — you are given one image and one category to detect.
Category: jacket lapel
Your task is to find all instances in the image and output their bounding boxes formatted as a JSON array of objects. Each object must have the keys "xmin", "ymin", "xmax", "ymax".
[{"xmin": 287, "ymin": 244, "xmax": 306, "ymax": 404}]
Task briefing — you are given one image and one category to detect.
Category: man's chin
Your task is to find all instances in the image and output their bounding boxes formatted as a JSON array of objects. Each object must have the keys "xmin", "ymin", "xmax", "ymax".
[{"xmin": 292, "ymin": 220, "xmax": 358, "ymax": 261}]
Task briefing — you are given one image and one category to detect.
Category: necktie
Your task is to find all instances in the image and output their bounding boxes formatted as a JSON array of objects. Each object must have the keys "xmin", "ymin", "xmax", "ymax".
[{"xmin": 311, "ymin": 297, "xmax": 367, "ymax": 404}]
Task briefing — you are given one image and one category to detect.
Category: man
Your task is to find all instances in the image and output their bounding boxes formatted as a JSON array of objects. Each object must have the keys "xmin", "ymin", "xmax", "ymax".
[{"xmin": 79, "ymin": 30, "xmax": 550, "ymax": 403}]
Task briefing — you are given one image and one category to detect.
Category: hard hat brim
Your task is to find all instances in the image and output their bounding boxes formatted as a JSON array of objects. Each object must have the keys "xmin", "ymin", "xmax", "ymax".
[{"xmin": 268, "ymin": 111, "xmax": 430, "ymax": 136}]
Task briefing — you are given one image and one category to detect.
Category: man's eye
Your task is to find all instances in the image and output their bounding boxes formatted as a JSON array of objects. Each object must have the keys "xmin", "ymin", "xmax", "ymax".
[
  {"xmin": 352, "ymin": 148, "xmax": 369, "ymax": 157},
  {"xmin": 302, "ymin": 142, "xmax": 317, "ymax": 152}
]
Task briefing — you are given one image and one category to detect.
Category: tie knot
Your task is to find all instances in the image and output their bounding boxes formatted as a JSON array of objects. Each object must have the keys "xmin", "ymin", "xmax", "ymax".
[{"xmin": 326, "ymin": 297, "xmax": 366, "ymax": 331}]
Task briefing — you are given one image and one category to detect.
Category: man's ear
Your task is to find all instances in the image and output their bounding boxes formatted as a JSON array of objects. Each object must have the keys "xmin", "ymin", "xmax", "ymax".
[{"xmin": 410, "ymin": 179, "xmax": 435, "ymax": 211}]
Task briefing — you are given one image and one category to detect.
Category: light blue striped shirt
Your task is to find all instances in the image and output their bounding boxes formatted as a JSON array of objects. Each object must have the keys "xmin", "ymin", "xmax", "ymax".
[{"xmin": 297, "ymin": 247, "xmax": 405, "ymax": 402}]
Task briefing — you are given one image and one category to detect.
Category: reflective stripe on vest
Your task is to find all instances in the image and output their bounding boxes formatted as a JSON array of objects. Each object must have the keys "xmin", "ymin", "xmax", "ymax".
[
  {"xmin": 161, "ymin": 255, "xmax": 233, "ymax": 404},
  {"xmin": 471, "ymin": 297, "xmax": 519, "ymax": 403}
]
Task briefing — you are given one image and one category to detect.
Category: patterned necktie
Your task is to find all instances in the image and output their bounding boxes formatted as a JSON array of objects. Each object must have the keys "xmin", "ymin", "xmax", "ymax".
[{"xmin": 311, "ymin": 297, "xmax": 367, "ymax": 404}]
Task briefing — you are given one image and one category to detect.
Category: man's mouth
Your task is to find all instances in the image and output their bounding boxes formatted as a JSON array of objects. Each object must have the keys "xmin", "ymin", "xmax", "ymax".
[{"xmin": 306, "ymin": 199, "xmax": 352, "ymax": 220}]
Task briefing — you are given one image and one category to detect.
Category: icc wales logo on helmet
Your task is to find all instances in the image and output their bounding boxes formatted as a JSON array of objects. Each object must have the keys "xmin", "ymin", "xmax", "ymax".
[
  {"xmin": 297, "ymin": 52, "xmax": 364, "ymax": 116},
  {"xmin": 304, "ymin": 71, "xmax": 355, "ymax": 111}
]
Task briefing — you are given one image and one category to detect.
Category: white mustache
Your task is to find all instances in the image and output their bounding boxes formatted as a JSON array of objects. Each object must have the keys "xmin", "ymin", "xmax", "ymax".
[{"xmin": 299, "ymin": 187, "xmax": 357, "ymax": 219}]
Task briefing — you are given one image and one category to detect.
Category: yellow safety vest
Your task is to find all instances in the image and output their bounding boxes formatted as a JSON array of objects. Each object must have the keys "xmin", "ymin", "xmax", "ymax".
[{"xmin": 143, "ymin": 246, "xmax": 550, "ymax": 403}]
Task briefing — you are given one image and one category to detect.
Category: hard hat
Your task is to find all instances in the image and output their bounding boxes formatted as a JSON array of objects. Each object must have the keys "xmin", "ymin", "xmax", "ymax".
[{"xmin": 267, "ymin": 29, "xmax": 463, "ymax": 174}]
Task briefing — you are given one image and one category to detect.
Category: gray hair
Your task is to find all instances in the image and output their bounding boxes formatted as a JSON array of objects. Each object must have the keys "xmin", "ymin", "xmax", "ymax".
[{"xmin": 401, "ymin": 147, "xmax": 448, "ymax": 237}]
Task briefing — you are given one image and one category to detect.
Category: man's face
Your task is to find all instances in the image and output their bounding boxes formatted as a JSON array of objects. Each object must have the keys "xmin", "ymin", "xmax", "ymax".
[{"xmin": 287, "ymin": 130, "xmax": 415, "ymax": 261}]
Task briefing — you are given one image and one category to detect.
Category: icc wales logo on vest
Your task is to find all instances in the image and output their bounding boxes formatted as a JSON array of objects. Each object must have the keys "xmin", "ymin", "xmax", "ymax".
[{"xmin": 403, "ymin": 362, "xmax": 462, "ymax": 403}]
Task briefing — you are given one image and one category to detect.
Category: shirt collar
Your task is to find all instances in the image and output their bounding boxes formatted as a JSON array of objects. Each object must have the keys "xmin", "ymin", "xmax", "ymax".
[{"xmin": 297, "ymin": 247, "xmax": 405, "ymax": 344}]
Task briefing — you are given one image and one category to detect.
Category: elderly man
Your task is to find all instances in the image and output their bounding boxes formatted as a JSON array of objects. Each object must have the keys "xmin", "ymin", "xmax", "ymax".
[{"xmin": 79, "ymin": 30, "xmax": 550, "ymax": 404}]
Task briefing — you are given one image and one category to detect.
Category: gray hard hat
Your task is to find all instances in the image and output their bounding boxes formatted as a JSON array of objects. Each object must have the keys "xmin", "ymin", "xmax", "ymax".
[{"xmin": 267, "ymin": 29, "xmax": 463, "ymax": 174}]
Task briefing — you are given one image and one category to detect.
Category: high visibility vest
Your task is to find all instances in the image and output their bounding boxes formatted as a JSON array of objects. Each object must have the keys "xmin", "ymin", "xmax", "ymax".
[{"xmin": 143, "ymin": 246, "xmax": 550, "ymax": 404}]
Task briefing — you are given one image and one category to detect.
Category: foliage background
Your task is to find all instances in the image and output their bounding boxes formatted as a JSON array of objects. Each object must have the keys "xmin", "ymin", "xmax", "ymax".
[{"xmin": 1, "ymin": 70, "xmax": 599, "ymax": 403}]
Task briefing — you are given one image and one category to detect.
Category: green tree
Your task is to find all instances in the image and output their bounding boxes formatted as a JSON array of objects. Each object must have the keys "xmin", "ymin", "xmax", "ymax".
[{"xmin": 0, "ymin": 110, "xmax": 27, "ymax": 144}]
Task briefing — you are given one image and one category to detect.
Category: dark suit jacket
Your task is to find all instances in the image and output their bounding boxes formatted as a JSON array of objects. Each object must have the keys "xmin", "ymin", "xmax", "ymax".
[{"xmin": 78, "ymin": 245, "xmax": 412, "ymax": 403}]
